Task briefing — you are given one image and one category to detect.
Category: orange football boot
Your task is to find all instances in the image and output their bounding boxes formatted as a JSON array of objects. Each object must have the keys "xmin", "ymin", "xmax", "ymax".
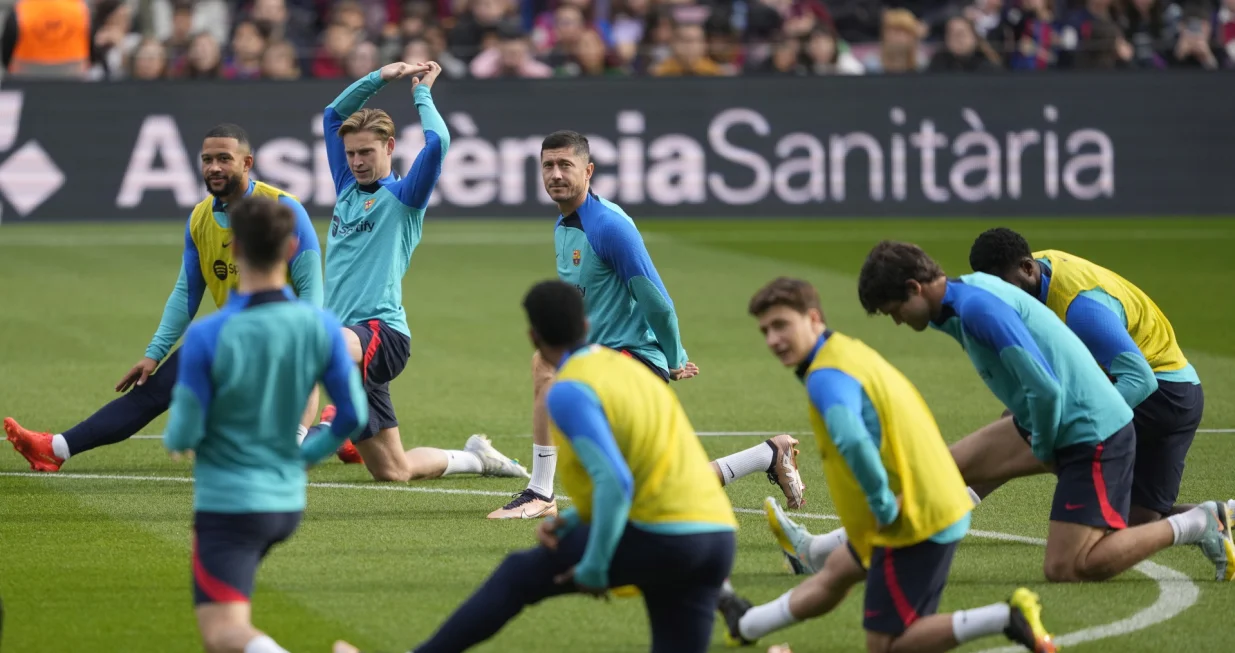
[{"xmin": 4, "ymin": 417, "xmax": 63, "ymax": 472}]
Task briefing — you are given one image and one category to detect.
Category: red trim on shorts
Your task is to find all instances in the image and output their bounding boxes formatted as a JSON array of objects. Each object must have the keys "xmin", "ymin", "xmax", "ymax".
[
  {"xmin": 883, "ymin": 548, "xmax": 919, "ymax": 627},
  {"xmin": 1092, "ymin": 443, "xmax": 1127, "ymax": 530},
  {"xmin": 191, "ymin": 533, "xmax": 248, "ymax": 604},
  {"xmin": 619, "ymin": 349, "xmax": 633, "ymax": 358},
  {"xmin": 361, "ymin": 320, "xmax": 383, "ymax": 383}
]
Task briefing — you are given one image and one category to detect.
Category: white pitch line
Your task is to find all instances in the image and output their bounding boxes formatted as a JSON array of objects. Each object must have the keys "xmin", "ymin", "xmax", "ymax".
[
  {"xmin": 124, "ymin": 428, "xmax": 1235, "ymax": 440},
  {"xmin": 0, "ymin": 470, "xmax": 1199, "ymax": 650}
]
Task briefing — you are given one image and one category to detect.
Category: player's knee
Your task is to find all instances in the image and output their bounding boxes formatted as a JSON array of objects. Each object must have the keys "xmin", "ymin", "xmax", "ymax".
[
  {"xmin": 368, "ymin": 464, "xmax": 411, "ymax": 483},
  {"xmin": 1042, "ymin": 558, "xmax": 1086, "ymax": 583},
  {"xmin": 864, "ymin": 630, "xmax": 896, "ymax": 653}
]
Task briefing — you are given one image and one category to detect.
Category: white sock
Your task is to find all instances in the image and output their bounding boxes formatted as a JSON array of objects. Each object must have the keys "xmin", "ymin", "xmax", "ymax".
[
  {"xmin": 1227, "ymin": 499, "xmax": 1235, "ymax": 515},
  {"xmin": 243, "ymin": 635, "xmax": 290, "ymax": 653},
  {"xmin": 951, "ymin": 603, "xmax": 1011, "ymax": 643},
  {"xmin": 296, "ymin": 425, "xmax": 309, "ymax": 445},
  {"xmin": 528, "ymin": 445, "xmax": 557, "ymax": 498},
  {"xmin": 1167, "ymin": 506, "xmax": 1211, "ymax": 545},
  {"xmin": 714, "ymin": 442, "xmax": 775, "ymax": 485},
  {"xmin": 807, "ymin": 527, "xmax": 849, "ymax": 570},
  {"xmin": 51, "ymin": 434, "xmax": 71, "ymax": 460},
  {"xmin": 443, "ymin": 450, "xmax": 484, "ymax": 476},
  {"xmin": 738, "ymin": 590, "xmax": 798, "ymax": 641},
  {"xmin": 967, "ymin": 486, "xmax": 983, "ymax": 506}
]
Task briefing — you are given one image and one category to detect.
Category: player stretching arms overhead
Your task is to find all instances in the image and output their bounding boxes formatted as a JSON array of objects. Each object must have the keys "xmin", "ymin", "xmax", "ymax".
[
  {"xmin": 335, "ymin": 280, "xmax": 738, "ymax": 653},
  {"xmin": 719, "ymin": 277, "xmax": 1057, "ymax": 653},
  {"xmin": 968, "ymin": 227, "xmax": 1230, "ymax": 525},
  {"xmin": 856, "ymin": 242, "xmax": 1233, "ymax": 583},
  {"xmin": 487, "ymin": 130, "xmax": 804, "ymax": 519},
  {"xmin": 164, "ymin": 196, "xmax": 367, "ymax": 653},
  {"xmin": 305, "ymin": 60, "xmax": 527, "ymax": 483},
  {"xmin": 6, "ymin": 125, "xmax": 323, "ymax": 472}
]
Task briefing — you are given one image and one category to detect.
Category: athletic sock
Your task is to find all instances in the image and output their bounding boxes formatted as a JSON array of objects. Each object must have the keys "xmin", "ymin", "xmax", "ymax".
[
  {"xmin": 296, "ymin": 425, "xmax": 309, "ymax": 445},
  {"xmin": 806, "ymin": 527, "xmax": 849, "ymax": 569},
  {"xmin": 51, "ymin": 434, "xmax": 71, "ymax": 461},
  {"xmin": 243, "ymin": 635, "xmax": 290, "ymax": 653},
  {"xmin": 738, "ymin": 590, "xmax": 798, "ymax": 641},
  {"xmin": 951, "ymin": 603, "xmax": 1011, "ymax": 643},
  {"xmin": 1168, "ymin": 506, "xmax": 1212, "ymax": 545},
  {"xmin": 714, "ymin": 442, "xmax": 776, "ymax": 486},
  {"xmin": 444, "ymin": 450, "xmax": 484, "ymax": 476},
  {"xmin": 528, "ymin": 445, "xmax": 557, "ymax": 498}
]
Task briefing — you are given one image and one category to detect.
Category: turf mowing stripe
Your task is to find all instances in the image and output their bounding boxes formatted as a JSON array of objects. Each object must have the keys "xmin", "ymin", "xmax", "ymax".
[
  {"xmin": 126, "ymin": 428, "xmax": 1235, "ymax": 440},
  {"xmin": 0, "ymin": 470, "xmax": 1200, "ymax": 651}
]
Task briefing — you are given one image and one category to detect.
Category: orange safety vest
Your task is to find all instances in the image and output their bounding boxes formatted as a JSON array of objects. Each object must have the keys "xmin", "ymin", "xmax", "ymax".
[{"xmin": 8, "ymin": 0, "xmax": 90, "ymax": 78}]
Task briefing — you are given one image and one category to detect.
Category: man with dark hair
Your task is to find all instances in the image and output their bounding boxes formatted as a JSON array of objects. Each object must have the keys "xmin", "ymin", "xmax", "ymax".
[
  {"xmin": 302, "ymin": 60, "xmax": 528, "ymax": 484},
  {"xmin": 719, "ymin": 276, "xmax": 1057, "ymax": 653},
  {"xmin": 335, "ymin": 279, "xmax": 738, "ymax": 653},
  {"xmin": 488, "ymin": 129, "xmax": 805, "ymax": 519},
  {"xmin": 165, "ymin": 195, "xmax": 368, "ymax": 653},
  {"xmin": 853, "ymin": 241, "xmax": 1233, "ymax": 583},
  {"xmin": 968, "ymin": 227, "xmax": 1225, "ymax": 525},
  {"xmin": 6, "ymin": 124, "xmax": 324, "ymax": 472}
]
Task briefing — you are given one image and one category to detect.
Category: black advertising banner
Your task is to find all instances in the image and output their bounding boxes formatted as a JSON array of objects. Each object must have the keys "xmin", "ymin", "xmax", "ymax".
[{"xmin": 0, "ymin": 73, "xmax": 1232, "ymax": 222}]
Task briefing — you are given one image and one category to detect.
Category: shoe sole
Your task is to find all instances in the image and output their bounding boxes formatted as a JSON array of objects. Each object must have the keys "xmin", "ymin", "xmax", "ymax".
[
  {"xmin": 1216, "ymin": 503, "xmax": 1235, "ymax": 581},
  {"xmin": 764, "ymin": 497, "xmax": 807, "ymax": 574},
  {"xmin": 467, "ymin": 436, "xmax": 530, "ymax": 479}
]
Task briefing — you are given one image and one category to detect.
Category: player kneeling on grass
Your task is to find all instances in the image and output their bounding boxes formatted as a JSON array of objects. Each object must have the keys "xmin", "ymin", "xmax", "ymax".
[
  {"xmin": 718, "ymin": 277, "xmax": 1058, "ymax": 653},
  {"xmin": 163, "ymin": 197, "xmax": 368, "ymax": 653},
  {"xmin": 334, "ymin": 280, "xmax": 738, "ymax": 653}
]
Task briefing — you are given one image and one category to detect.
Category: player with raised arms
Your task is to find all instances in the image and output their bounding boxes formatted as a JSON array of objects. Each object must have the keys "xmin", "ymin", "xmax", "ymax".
[
  {"xmin": 487, "ymin": 130, "xmax": 805, "ymax": 520},
  {"xmin": 720, "ymin": 277, "xmax": 1058, "ymax": 653},
  {"xmin": 301, "ymin": 60, "xmax": 528, "ymax": 483},
  {"xmin": 6, "ymin": 124, "xmax": 323, "ymax": 472},
  {"xmin": 968, "ymin": 227, "xmax": 1230, "ymax": 524},
  {"xmin": 334, "ymin": 280, "xmax": 738, "ymax": 653},
  {"xmin": 851, "ymin": 242, "xmax": 1233, "ymax": 583},
  {"xmin": 164, "ymin": 196, "xmax": 367, "ymax": 653}
]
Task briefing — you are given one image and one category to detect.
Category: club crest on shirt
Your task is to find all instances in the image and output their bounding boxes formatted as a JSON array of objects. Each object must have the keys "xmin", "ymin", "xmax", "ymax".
[
  {"xmin": 364, "ymin": 198, "xmax": 375, "ymax": 211},
  {"xmin": 572, "ymin": 249, "xmax": 581, "ymax": 266}
]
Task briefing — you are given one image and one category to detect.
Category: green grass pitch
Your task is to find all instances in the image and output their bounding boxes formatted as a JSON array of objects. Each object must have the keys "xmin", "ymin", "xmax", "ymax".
[{"xmin": 0, "ymin": 217, "xmax": 1232, "ymax": 653}]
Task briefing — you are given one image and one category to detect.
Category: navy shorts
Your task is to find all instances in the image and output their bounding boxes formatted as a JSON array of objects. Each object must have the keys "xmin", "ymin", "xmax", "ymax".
[
  {"xmin": 617, "ymin": 349, "xmax": 670, "ymax": 384},
  {"xmin": 192, "ymin": 511, "xmax": 302, "ymax": 606},
  {"xmin": 1131, "ymin": 381, "xmax": 1204, "ymax": 515},
  {"xmin": 857, "ymin": 539, "xmax": 958, "ymax": 636},
  {"xmin": 345, "ymin": 320, "xmax": 411, "ymax": 442},
  {"xmin": 1050, "ymin": 422, "xmax": 1135, "ymax": 529}
]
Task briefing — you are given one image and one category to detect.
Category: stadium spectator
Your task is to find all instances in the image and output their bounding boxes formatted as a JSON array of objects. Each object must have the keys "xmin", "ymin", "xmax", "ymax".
[
  {"xmin": 751, "ymin": 36, "xmax": 808, "ymax": 73},
  {"xmin": 650, "ymin": 20, "xmax": 726, "ymax": 75},
  {"xmin": 469, "ymin": 20, "xmax": 554, "ymax": 77},
  {"xmin": 928, "ymin": 14, "xmax": 1002, "ymax": 69},
  {"xmin": 223, "ymin": 20, "xmax": 268, "ymax": 79},
  {"xmin": 706, "ymin": 8, "xmax": 745, "ymax": 74},
  {"xmin": 150, "ymin": 0, "xmax": 230, "ymax": 47},
  {"xmin": 804, "ymin": 25, "xmax": 866, "ymax": 73},
  {"xmin": 346, "ymin": 40, "xmax": 382, "ymax": 78},
  {"xmin": 449, "ymin": 0, "xmax": 514, "ymax": 61},
  {"xmin": 630, "ymin": 5, "xmax": 676, "ymax": 72},
  {"xmin": 993, "ymin": 0, "xmax": 1062, "ymax": 69},
  {"xmin": 176, "ymin": 32, "xmax": 223, "ymax": 78},
  {"xmin": 1, "ymin": 0, "xmax": 91, "ymax": 79},
  {"xmin": 312, "ymin": 21, "xmax": 360, "ymax": 78},
  {"xmin": 402, "ymin": 34, "xmax": 469, "ymax": 77},
  {"xmin": 610, "ymin": 0, "xmax": 653, "ymax": 64},
  {"xmin": 261, "ymin": 39, "xmax": 303, "ymax": 78},
  {"xmin": 88, "ymin": 0, "xmax": 140, "ymax": 80},
  {"xmin": 1168, "ymin": 4, "xmax": 1225, "ymax": 66},
  {"xmin": 557, "ymin": 27, "xmax": 626, "ymax": 74},
  {"xmin": 864, "ymin": 8, "xmax": 928, "ymax": 72},
  {"xmin": 162, "ymin": 1, "xmax": 196, "ymax": 69},
  {"xmin": 542, "ymin": 4, "xmax": 591, "ymax": 69},
  {"xmin": 532, "ymin": 0, "xmax": 614, "ymax": 52},
  {"xmin": 964, "ymin": 0, "xmax": 1004, "ymax": 37},
  {"xmin": 249, "ymin": 0, "xmax": 317, "ymax": 60},
  {"xmin": 130, "ymin": 37, "xmax": 169, "ymax": 80},
  {"xmin": 1118, "ymin": 0, "xmax": 1176, "ymax": 67},
  {"xmin": 1072, "ymin": 14, "xmax": 1135, "ymax": 66}
]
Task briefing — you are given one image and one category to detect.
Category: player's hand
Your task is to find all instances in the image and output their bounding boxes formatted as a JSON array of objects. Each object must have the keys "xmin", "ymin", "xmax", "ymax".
[
  {"xmin": 536, "ymin": 515, "xmax": 567, "ymax": 550},
  {"xmin": 411, "ymin": 61, "xmax": 442, "ymax": 91},
  {"xmin": 553, "ymin": 566, "xmax": 609, "ymax": 598},
  {"xmin": 378, "ymin": 61, "xmax": 423, "ymax": 82},
  {"xmin": 117, "ymin": 357, "xmax": 159, "ymax": 392},
  {"xmin": 670, "ymin": 361, "xmax": 699, "ymax": 381}
]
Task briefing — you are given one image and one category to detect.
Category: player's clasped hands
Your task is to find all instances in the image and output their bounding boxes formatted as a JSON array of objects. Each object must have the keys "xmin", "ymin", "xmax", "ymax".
[{"xmin": 378, "ymin": 61, "xmax": 442, "ymax": 91}]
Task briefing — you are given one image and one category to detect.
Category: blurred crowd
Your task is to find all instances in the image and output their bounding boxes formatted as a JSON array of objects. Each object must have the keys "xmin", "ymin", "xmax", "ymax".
[{"xmin": 2, "ymin": 0, "xmax": 1232, "ymax": 82}]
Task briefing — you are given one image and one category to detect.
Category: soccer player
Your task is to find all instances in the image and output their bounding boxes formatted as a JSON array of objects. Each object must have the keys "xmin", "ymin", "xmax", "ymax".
[
  {"xmin": 164, "ymin": 196, "xmax": 367, "ymax": 653},
  {"xmin": 717, "ymin": 276, "xmax": 1057, "ymax": 653},
  {"xmin": 6, "ymin": 124, "xmax": 324, "ymax": 472},
  {"xmin": 305, "ymin": 60, "xmax": 527, "ymax": 483},
  {"xmin": 968, "ymin": 227, "xmax": 1225, "ymax": 525},
  {"xmin": 487, "ymin": 130, "xmax": 804, "ymax": 519},
  {"xmin": 854, "ymin": 241, "xmax": 1233, "ymax": 583},
  {"xmin": 334, "ymin": 280, "xmax": 738, "ymax": 653}
]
